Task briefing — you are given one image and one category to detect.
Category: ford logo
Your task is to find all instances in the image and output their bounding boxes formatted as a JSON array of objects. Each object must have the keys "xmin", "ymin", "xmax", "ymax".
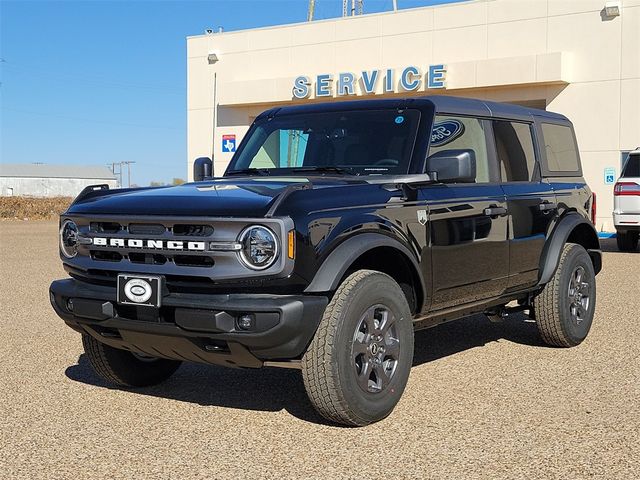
[
  {"xmin": 124, "ymin": 278, "xmax": 152, "ymax": 304},
  {"xmin": 130, "ymin": 285, "xmax": 147, "ymax": 296},
  {"xmin": 430, "ymin": 120, "xmax": 465, "ymax": 147}
]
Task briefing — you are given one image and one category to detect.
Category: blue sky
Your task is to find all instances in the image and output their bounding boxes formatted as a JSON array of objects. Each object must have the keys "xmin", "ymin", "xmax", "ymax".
[{"xmin": 1, "ymin": 0, "xmax": 460, "ymax": 186}]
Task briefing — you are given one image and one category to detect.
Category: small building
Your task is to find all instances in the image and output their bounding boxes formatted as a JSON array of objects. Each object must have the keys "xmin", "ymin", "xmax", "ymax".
[{"xmin": 0, "ymin": 164, "xmax": 118, "ymax": 197}]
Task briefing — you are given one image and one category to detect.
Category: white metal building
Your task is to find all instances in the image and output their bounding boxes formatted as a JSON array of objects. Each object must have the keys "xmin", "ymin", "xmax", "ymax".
[
  {"xmin": 0, "ymin": 164, "xmax": 117, "ymax": 197},
  {"xmin": 187, "ymin": 0, "xmax": 640, "ymax": 231}
]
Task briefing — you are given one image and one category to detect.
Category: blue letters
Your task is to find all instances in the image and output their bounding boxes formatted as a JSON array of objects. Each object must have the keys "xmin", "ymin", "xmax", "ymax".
[
  {"xmin": 316, "ymin": 74, "xmax": 332, "ymax": 97},
  {"xmin": 400, "ymin": 66, "xmax": 421, "ymax": 91},
  {"xmin": 337, "ymin": 72, "xmax": 355, "ymax": 95},
  {"xmin": 292, "ymin": 75, "xmax": 310, "ymax": 99},
  {"xmin": 384, "ymin": 69, "xmax": 394, "ymax": 93},
  {"xmin": 428, "ymin": 64, "xmax": 446, "ymax": 89},
  {"xmin": 361, "ymin": 70, "xmax": 379, "ymax": 94}
]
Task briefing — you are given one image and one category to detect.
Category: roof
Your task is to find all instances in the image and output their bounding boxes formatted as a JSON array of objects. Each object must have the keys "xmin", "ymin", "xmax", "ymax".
[
  {"xmin": 266, "ymin": 95, "xmax": 569, "ymax": 123},
  {"xmin": 0, "ymin": 163, "xmax": 116, "ymax": 180}
]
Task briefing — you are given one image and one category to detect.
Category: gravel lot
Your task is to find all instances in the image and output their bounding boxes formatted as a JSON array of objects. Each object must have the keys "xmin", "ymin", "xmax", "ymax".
[{"xmin": 1, "ymin": 221, "xmax": 638, "ymax": 479}]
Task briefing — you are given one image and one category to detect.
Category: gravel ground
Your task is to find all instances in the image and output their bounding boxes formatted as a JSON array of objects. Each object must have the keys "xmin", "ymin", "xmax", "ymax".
[{"xmin": 1, "ymin": 221, "xmax": 638, "ymax": 479}]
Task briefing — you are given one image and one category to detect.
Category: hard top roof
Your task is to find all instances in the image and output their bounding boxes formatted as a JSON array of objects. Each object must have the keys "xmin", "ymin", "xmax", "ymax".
[{"xmin": 263, "ymin": 95, "xmax": 569, "ymax": 123}]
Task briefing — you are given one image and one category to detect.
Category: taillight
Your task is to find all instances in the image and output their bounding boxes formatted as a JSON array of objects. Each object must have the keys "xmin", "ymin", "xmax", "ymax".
[
  {"xmin": 614, "ymin": 182, "xmax": 640, "ymax": 196},
  {"xmin": 590, "ymin": 192, "xmax": 597, "ymax": 225}
]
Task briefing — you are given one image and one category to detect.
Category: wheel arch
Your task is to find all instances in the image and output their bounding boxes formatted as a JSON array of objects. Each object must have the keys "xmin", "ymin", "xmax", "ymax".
[
  {"xmin": 538, "ymin": 213, "xmax": 602, "ymax": 286},
  {"xmin": 304, "ymin": 233, "xmax": 425, "ymax": 314}
]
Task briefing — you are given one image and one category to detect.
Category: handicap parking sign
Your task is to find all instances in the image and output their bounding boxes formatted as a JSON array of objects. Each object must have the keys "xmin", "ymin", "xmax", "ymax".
[
  {"xmin": 604, "ymin": 167, "xmax": 616, "ymax": 185},
  {"xmin": 222, "ymin": 134, "xmax": 236, "ymax": 153}
]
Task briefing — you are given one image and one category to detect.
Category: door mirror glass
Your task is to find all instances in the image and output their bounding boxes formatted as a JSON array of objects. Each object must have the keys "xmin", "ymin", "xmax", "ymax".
[{"xmin": 426, "ymin": 149, "xmax": 476, "ymax": 183}]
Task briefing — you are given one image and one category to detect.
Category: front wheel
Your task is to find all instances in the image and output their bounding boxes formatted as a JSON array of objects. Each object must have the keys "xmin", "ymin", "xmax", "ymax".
[
  {"xmin": 302, "ymin": 270, "xmax": 414, "ymax": 426},
  {"xmin": 533, "ymin": 243, "xmax": 596, "ymax": 347},
  {"xmin": 82, "ymin": 334, "xmax": 182, "ymax": 387}
]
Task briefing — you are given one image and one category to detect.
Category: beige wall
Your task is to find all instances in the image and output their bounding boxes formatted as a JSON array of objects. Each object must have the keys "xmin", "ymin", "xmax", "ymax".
[{"xmin": 187, "ymin": 0, "xmax": 640, "ymax": 231}]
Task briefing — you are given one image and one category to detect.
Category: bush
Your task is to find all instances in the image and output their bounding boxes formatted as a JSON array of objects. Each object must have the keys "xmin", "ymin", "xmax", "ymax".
[{"xmin": 0, "ymin": 196, "xmax": 72, "ymax": 220}]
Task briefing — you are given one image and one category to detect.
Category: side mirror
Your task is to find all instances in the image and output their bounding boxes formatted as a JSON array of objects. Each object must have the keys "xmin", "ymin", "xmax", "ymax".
[
  {"xmin": 193, "ymin": 157, "xmax": 213, "ymax": 182},
  {"xmin": 426, "ymin": 149, "xmax": 476, "ymax": 183}
]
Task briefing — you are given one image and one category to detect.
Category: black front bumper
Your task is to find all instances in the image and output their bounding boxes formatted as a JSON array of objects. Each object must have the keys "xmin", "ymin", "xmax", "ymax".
[{"xmin": 50, "ymin": 279, "xmax": 328, "ymax": 368}]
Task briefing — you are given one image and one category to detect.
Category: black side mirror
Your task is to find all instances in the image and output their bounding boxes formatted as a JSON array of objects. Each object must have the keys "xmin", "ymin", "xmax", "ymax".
[
  {"xmin": 426, "ymin": 149, "xmax": 476, "ymax": 183},
  {"xmin": 193, "ymin": 157, "xmax": 213, "ymax": 182}
]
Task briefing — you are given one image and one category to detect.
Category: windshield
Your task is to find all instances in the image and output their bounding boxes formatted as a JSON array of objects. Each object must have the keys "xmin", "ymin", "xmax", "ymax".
[{"xmin": 226, "ymin": 109, "xmax": 420, "ymax": 176}]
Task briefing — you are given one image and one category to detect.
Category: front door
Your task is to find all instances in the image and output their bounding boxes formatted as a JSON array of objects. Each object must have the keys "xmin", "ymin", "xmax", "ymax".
[{"xmin": 420, "ymin": 115, "xmax": 509, "ymax": 311}]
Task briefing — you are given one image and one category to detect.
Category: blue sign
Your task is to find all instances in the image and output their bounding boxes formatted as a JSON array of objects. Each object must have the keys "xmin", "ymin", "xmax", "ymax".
[
  {"xmin": 431, "ymin": 120, "xmax": 465, "ymax": 147},
  {"xmin": 222, "ymin": 134, "xmax": 236, "ymax": 153},
  {"xmin": 604, "ymin": 167, "xmax": 616, "ymax": 185}
]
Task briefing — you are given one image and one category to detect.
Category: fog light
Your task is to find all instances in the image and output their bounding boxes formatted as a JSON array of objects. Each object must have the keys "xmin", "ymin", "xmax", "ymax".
[{"xmin": 237, "ymin": 314, "xmax": 255, "ymax": 330}]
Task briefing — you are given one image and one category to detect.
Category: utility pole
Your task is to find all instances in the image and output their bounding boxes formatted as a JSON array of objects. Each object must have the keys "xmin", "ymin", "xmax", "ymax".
[
  {"xmin": 307, "ymin": 0, "xmax": 315, "ymax": 21},
  {"xmin": 392, "ymin": 0, "xmax": 398, "ymax": 11},
  {"xmin": 121, "ymin": 161, "xmax": 136, "ymax": 187},
  {"xmin": 343, "ymin": 0, "xmax": 348, "ymax": 17}
]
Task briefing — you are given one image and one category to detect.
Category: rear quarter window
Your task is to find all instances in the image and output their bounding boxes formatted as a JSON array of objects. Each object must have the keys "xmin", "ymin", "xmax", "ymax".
[
  {"xmin": 541, "ymin": 123, "xmax": 581, "ymax": 174},
  {"xmin": 621, "ymin": 153, "xmax": 640, "ymax": 178}
]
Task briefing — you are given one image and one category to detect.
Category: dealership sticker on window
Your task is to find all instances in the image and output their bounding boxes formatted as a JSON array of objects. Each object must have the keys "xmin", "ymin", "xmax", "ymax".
[
  {"xmin": 222, "ymin": 134, "xmax": 236, "ymax": 153},
  {"xmin": 431, "ymin": 120, "xmax": 465, "ymax": 147}
]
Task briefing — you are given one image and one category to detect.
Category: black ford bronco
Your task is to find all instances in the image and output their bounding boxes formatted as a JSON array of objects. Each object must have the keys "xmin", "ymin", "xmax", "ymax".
[{"xmin": 50, "ymin": 96, "xmax": 601, "ymax": 426}]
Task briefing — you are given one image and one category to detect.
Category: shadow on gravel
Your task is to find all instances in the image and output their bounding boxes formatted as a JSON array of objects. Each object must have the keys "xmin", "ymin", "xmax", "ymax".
[
  {"xmin": 599, "ymin": 237, "xmax": 639, "ymax": 254},
  {"xmin": 65, "ymin": 313, "xmax": 544, "ymax": 425}
]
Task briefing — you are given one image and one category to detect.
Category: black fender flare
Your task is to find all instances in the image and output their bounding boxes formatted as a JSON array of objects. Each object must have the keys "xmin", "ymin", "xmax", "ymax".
[
  {"xmin": 304, "ymin": 233, "xmax": 425, "ymax": 297},
  {"xmin": 538, "ymin": 213, "xmax": 601, "ymax": 286}
]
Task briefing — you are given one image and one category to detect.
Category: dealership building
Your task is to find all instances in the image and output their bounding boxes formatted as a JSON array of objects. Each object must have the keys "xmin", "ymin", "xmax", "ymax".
[{"xmin": 187, "ymin": 0, "xmax": 639, "ymax": 231}]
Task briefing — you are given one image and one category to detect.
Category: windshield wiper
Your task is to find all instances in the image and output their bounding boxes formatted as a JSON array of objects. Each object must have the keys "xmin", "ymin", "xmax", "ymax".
[
  {"xmin": 289, "ymin": 166, "xmax": 355, "ymax": 175},
  {"xmin": 225, "ymin": 168, "xmax": 271, "ymax": 176}
]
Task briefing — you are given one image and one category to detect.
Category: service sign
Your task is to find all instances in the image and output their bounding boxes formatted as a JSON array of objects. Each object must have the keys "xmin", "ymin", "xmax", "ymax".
[
  {"xmin": 222, "ymin": 134, "xmax": 236, "ymax": 153},
  {"xmin": 293, "ymin": 64, "xmax": 446, "ymax": 99}
]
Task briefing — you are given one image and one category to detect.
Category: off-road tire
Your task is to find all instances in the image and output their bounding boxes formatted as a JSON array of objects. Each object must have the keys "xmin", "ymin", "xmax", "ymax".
[
  {"xmin": 616, "ymin": 231, "xmax": 638, "ymax": 252},
  {"xmin": 533, "ymin": 243, "xmax": 596, "ymax": 347},
  {"xmin": 82, "ymin": 334, "xmax": 182, "ymax": 387},
  {"xmin": 302, "ymin": 270, "xmax": 414, "ymax": 426}
]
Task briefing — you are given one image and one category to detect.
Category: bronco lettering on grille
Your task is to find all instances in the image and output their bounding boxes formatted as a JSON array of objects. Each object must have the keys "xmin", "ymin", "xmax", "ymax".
[{"xmin": 92, "ymin": 237, "xmax": 206, "ymax": 251}]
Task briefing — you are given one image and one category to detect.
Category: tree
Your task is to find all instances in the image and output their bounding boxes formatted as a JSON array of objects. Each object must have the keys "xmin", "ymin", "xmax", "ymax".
[
  {"xmin": 172, "ymin": 178, "xmax": 186, "ymax": 185},
  {"xmin": 150, "ymin": 181, "xmax": 165, "ymax": 187}
]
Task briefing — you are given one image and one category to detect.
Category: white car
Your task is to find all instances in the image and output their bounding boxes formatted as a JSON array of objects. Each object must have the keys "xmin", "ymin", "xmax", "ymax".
[{"xmin": 614, "ymin": 149, "xmax": 640, "ymax": 251}]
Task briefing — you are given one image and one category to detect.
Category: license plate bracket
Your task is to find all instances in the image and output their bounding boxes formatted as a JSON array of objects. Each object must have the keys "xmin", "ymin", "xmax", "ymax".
[{"xmin": 117, "ymin": 274, "xmax": 162, "ymax": 308}]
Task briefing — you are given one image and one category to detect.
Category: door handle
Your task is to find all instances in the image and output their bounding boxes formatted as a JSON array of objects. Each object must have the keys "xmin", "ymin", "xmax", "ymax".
[
  {"xmin": 483, "ymin": 205, "xmax": 507, "ymax": 217},
  {"xmin": 538, "ymin": 201, "xmax": 558, "ymax": 212}
]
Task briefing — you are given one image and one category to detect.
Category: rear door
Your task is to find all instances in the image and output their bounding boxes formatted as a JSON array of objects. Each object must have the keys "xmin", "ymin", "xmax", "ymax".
[
  {"xmin": 492, "ymin": 120, "xmax": 557, "ymax": 290},
  {"xmin": 420, "ymin": 115, "xmax": 509, "ymax": 310}
]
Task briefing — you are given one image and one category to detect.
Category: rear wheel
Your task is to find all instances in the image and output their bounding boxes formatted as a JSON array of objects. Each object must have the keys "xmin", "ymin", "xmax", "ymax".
[
  {"xmin": 82, "ymin": 334, "xmax": 182, "ymax": 387},
  {"xmin": 533, "ymin": 243, "xmax": 596, "ymax": 347},
  {"xmin": 302, "ymin": 270, "xmax": 414, "ymax": 426},
  {"xmin": 616, "ymin": 231, "xmax": 639, "ymax": 251}
]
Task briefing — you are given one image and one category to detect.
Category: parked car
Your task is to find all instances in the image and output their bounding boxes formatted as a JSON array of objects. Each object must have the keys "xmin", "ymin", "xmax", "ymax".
[
  {"xmin": 614, "ymin": 149, "xmax": 640, "ymax": 251},
  {"xmin": 50, "ymin": 96, "xmax": 601, "ymax": 426}
]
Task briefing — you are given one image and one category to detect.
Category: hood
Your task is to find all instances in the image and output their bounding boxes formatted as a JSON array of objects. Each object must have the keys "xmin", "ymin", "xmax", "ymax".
[{"xmin": 66, "ymin": 177, "xmax": 358, "ymax": 217}]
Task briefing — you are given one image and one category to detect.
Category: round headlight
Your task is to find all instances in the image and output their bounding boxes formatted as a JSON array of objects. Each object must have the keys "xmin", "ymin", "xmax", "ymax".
[
  {"xmin": 238, "ymin": 225, "xmax": 279, "ymax": 270},
  {"xmin": 60, "ymin": 220, "xmax": 79, "ymax": 258}
]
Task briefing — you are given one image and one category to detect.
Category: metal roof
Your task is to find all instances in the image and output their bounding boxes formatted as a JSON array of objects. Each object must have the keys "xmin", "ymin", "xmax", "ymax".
[{"xmin": 0, "ymin": 163, "xmax": 116, "ymax": 180}]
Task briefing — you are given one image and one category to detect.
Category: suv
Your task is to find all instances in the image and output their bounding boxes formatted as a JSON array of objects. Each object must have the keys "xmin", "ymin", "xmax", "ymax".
[
  {"xmin": 50, "ymin": 96, "xmax": 601, "ymax": 426},
  {"xmin": 614, "ymin": 149, "xmax": 640, "ymax": 251}
]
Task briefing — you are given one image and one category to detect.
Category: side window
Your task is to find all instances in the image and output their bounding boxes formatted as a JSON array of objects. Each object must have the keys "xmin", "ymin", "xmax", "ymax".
[
  {"xmin": 541, "ymin": 123, "xmax": 580, "ymax": 173},
  {"xmin": 429, "ymin": 115, "xmax": 490, "ymax": 183},
  {"xmin": 493, "ymin": 121, "xmax": 537, "ymax": 181}
]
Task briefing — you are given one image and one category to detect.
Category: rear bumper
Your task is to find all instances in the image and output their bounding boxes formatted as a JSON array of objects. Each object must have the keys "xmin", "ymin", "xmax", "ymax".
[
  {"xmin": 614, "ymin": 212, "xmax": 640, "ymax": 232},
  {"xmin": 50, "ymin": 278, "xmax": 328, "ymax": 368}
]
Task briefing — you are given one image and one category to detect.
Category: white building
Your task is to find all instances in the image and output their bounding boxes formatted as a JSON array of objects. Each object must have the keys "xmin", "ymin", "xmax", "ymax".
[
  {"xmin": 187, "ymin": 0, "xmax": 640, "ymax": 231},
  {"xmin": 0, "ymin": 164, "xmax": 117, "ymax": 197}
]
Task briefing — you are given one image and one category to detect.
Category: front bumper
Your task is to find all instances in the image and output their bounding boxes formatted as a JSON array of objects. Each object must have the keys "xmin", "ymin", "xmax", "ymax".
[{"xmin": 50, "ymin": 279, "xmax": 328, "ymax": 368}]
